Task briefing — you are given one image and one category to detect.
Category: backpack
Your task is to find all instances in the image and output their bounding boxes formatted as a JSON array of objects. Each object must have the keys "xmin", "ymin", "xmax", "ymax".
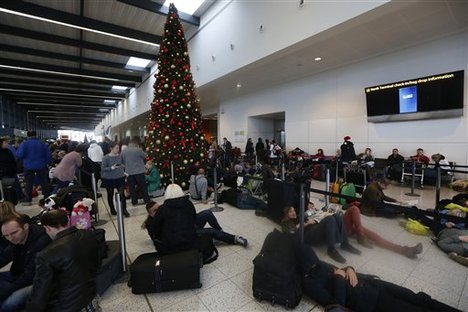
[
  {"xmin": 69, "ymin": 199, "xmax": 93, "ymax": 230},
  {"xmin": 198, "ymin": 234, "xmax": 219, "ymax": 265},
  {"xmin": 339, "ymin": 183, "xmax": 356, "ymax": 206}
]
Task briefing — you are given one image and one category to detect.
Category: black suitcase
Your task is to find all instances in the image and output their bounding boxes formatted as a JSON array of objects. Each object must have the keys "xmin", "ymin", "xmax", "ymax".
[
  {"xmin": 130, "ymin": 249, "xmax": 202, "ymax": 294},
  {"xmin": 96, "ymin": 240, "xmax": 123, "ymax": 295},
  {"xmin": 0, "ymin": 180, "xmax": 18, "ymax": 205},
  {"xmin": 252, "ymin": 229, "xmax": 302, "ymax": 309}
]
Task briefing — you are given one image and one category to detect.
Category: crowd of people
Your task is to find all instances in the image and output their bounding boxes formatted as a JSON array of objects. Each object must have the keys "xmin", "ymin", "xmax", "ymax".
[{"xmin": 0, "ymin": 132, "xmax": 465, "ymax": 311}]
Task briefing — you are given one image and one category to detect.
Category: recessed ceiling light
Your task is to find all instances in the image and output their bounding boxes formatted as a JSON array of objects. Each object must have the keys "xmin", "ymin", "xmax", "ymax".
[
  {"xmin": 236, "ymin": 83, "xmax": 242, "ymax": 88},
  {"xmin": 112, "ymin": 85, "xmax": 127, "ymax": 91},
  {"xmin": 314, "ymin": 57, "xmax": 322, "ymax": 61},
  {"xmin": 126, "ymin": 57, "xmax": 151, "ymax": 68}
]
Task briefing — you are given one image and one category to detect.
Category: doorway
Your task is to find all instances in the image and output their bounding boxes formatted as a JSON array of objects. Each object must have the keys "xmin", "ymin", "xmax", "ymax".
[{"xmin": 248, "ymin": 112, "xmax": 285, "ymax": 148}]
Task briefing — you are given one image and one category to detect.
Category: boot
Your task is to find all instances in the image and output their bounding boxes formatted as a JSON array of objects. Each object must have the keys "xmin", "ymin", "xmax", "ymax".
[
  {"xmin": 123, "ymin": 210, "xmax": 130, "ymax": 218},
  {"xmin": 449, "ymin": 252, "xmax": 468, "ymax": 267},
  {"xmin": 110, "ymin": 208, "xmax": 117, "ymax": 215}
]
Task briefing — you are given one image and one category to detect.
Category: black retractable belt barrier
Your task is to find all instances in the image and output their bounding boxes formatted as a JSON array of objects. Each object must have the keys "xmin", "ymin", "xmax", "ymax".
[
  {"xmin": 210, "ymin": 159, "xmax": 224, "ymax": 212},
  {"xmin": 405, "ymin": 160, "xmax": 420, "ymax": 197},
  {"xmin": 115, "ymin": 192, "xmax": 127, "ymax": 273}
]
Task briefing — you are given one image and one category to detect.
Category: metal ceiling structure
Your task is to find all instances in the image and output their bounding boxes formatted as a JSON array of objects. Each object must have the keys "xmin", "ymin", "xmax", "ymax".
[{"xmin": 0, "ymin": 0, "xmax": 211, "ymax": 131}]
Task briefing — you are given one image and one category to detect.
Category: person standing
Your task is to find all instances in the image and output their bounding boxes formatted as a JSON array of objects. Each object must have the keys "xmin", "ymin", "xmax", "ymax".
[
  {"xmin": 222, "ymin": 137, "xmax": 232, "ymax": 168},
  {"xmin": 101, "ymin": 142, "xmax": 129, "ymax": 217},
  {"xmin": 245, "ymin": 138, "xmax": 254, "ymax": 161},
  {"xmin": 340, "ymin": 135, "xmax": 356, "ymax": 163},
  {"xmin": 0, "ymin": 215, "xmax": 51, "ymax": 311},
  {"xmin": 16, "ymin": 131, "xmax": 52, "ymax": 205},
  {"xmin": 24, "ymin": 209, "xmax": 101, "ymax": 312},
  {"xmin": 255, "ymin": 138, "xmax": 265, "ymax": 163},
  {"xmin": 121, "ymin": 138, "xmax": 150, "ymax": 206}
]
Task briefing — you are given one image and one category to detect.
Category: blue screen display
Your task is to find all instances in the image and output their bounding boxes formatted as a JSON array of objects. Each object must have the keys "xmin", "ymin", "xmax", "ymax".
[{"xmin": 399, "ymin": 86, "xmax": 417, "ymax": 113}]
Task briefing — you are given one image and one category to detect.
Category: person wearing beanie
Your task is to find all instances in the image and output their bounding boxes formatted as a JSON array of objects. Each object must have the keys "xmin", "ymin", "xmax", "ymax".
[{"xmin": 144, "ymin": 184, "xmax": 198, "ymax": 254}]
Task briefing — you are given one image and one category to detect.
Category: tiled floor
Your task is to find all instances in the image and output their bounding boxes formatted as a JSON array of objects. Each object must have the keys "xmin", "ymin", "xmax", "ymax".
[{"xmin": 15, "ymin": 180, "xmax": 468, "ymax": 311}]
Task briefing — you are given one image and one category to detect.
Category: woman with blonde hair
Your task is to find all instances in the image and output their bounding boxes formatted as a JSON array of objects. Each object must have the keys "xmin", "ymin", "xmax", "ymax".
[
  {"xmin": 145, "ymin": 184, "xmax": 197, "ymax": 254},
  {"xmin": 0, "ymin": 201, "xmax": 24, "ymax": 223}
]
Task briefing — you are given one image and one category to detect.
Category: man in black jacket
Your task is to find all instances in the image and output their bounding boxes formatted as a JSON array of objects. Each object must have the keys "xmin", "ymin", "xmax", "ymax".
[
  {"xmin": 0, "ymin": 216, "xmax": 51, "ymax": 311},
  {"xmin": 24, "ymin": 209, "xmax": 101, "ymax": 312}
]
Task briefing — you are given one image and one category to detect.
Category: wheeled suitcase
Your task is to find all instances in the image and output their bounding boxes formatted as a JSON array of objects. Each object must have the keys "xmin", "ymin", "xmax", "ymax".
[
  {"xmin": 96, "ymin": 240, "xmax": 123, "ymax": 295},
  {"xmin": 130, "ymin": 249, "xmax": 202, "ymax": 294},
  {"xmin": 252, "ymin": 229, "xmax": 302, "ymax": 309},
  {"xmin": 0, "ymin": 179, "xmax": 18, "ymax": 205}
]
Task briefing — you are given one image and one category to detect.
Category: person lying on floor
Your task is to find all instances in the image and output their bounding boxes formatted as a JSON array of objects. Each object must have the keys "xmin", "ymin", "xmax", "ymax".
[
  {"xmin": 143, "ymin": 199, "xmax": 248, "ymax": 248},
  {"xmin": 343, "ymin": 201, "xmax": 423, "ymax": 259},
  {"xmin": 281, "ymin": 204, "xmax": 360, "ymax": 264},
  {"xmin": 300, "ymin": 245, "xmax": 461, "ymax": 312},
  {"xmin": 434, "ymin": 228, "xmax": 468, "ymax": 267}
]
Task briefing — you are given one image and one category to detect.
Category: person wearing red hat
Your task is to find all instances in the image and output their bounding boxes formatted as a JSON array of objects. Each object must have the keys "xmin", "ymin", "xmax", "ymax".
[{"xmin": 340, "ymin": 136, "xmax": 356, "ymax": 162}]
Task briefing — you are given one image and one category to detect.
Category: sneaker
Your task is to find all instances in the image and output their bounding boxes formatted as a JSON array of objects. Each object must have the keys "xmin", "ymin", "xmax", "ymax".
[
  {"xmin": 401, "ymin": 243, "xmax": 423, "ymax": 259},
  {"xmin": 327, "ymin": 248, "xmax": 346, "ymax": 264},
  {"xmin": 235, "ymin": 236, "xmax": 248, "ymax": 247},
  {"xmin": 341, "ymin": 242, "xmax": 361, "ymax": 255}
]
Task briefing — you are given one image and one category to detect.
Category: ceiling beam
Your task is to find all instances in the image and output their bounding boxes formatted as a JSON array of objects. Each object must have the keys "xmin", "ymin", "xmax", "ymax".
[
  {"xmin": 1, "ymin": 83, "xmax": 126, "ymax": 98},
  {"xmin": 0, "ymin": 68, "xmax": 136, "ymax": 88},
  {"xmin": 117, "ymin": 0, "xmax": 200, "ymax": 26},
  {"xmin": 0, "ymin": 76, "xmax": 115, "ymax": 92},
  {"xmin": 0, "ymin": 57, "xmax": 142, "ymax": 82},
  {"xmin": 28, "ymin": 110, "xmax": 106, "ymax": 115},
  {"xmin": 0, "ymin": 1, "xmax": 162, "ymax": 45},
  {"xmin": 3, "ymin": 93, "xmax": 115, "ymax": 104},
  {"xmin": 0, "ymin": 44, "xmax": 150, "ymax": 73},
  {"xmin": 16, "ymin": 102, "xmax": 114, "ymax": 109},
  {"xmin": 0, "ymin": 24, "xmax": 157, "ymax": 60},
  {"xmin": 0, "ymin": 88, "xmax": 124, "ymax": 100}
]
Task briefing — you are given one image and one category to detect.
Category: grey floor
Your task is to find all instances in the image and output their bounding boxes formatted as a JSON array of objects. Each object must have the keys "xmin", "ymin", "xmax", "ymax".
[{"xmin": 15, "ymin": 180, "xmax": 468, "ymax": 311}]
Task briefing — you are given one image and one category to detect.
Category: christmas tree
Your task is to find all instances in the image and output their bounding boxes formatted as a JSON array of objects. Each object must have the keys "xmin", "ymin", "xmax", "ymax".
[{"xmin": 147, "ymin": 3, "xmax": 205, "ymax": 189}]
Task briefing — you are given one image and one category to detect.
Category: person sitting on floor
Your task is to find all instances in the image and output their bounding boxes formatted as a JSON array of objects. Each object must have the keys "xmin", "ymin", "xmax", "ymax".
[
  {"xmin": 300, "ymin": 245, "xmax": 461, "ymax": 312},
  {"xmin": 143, "ymin": 184, "xmax": 198, "ymax": 254},
  {"xmin": 343, "ymin": 202, "xmax": 423, "ymax": 259},
  {"xmin": 189, "ymin": 168, "xmax": 213, "ymax": 204},
  {"xmin": 0, "ymin": 215, "xmax": 51, "ymax": 311},
  {"xmin": 24, "ymin": 209, "xmax": 101, "ymax": 312},
  {"xmin": 360, "ymin": 177, "xmax": 404, "ymax": 218},
  {"xmin": 144, "ymin": 201, "xmax": 248, "ymax": 247},
  {"xmin": 145, "ymin": 159, "xmax": 163, "ymax": 197},
  {"xmin": 281, "ymin": 204, "xmax": 360, "ymax": 264}
]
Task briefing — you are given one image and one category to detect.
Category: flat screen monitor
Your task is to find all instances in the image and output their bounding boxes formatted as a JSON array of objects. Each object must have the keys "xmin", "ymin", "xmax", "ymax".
[{"xmin": 366, "ymin": 70, "xmax": 464, "ymax": 122}]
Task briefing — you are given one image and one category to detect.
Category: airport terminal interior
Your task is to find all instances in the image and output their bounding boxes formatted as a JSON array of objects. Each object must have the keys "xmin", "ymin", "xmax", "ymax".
[
  {"xmin": 0, "ymin": 0, "xmax": 468, "ymax": 311},
  {"xmin": 14, "ymin": 181, "xmax": 468, "ymax": 311}
]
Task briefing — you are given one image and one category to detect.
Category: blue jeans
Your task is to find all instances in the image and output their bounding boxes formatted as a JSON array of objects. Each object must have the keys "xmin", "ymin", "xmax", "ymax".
[
  {"xmin": 24, "ymin": 167, "xmax": 50, "ymax": 201},
  {"xmin": 196, "ymin": 210, "xmax": 235, "ymax": 244},
  {"xmin": 0, "ymin": 272, "xmax": 32, "ymax": 312},
  {"xmin": 237, "ymin": 194, "xmax": 267, "ymax": 210}
]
